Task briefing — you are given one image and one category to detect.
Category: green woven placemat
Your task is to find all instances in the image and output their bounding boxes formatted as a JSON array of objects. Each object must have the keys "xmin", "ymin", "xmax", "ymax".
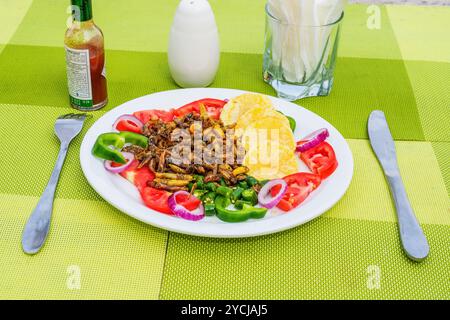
[
  {"xmin": 161, "ymin": 219, "xmax": 450, "ymax": 300},
  {"xmin": 0, "ymin": 47, "xmax": 426, "ymax": 141},
  {"xmin": 0, "ymin": 1, "xmax": 449, "ymax": 299}
]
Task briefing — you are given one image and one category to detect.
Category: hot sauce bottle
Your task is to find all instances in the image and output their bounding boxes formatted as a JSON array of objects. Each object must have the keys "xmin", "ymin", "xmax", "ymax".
[{"xmin": 65, "ymin": 0, "xmax": 107, "ymax": 111}]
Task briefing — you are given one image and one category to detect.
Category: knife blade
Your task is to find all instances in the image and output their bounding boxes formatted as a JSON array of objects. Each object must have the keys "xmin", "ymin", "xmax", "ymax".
[{"xmin": 368, "ymin": 110, "xmax": 429, "ymax": 261}]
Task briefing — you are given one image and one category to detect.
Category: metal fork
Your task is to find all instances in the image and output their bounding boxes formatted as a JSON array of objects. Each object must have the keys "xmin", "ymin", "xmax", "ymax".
[{"xmin": 22, "ymin": 113, "xmax": 88, "ymax": 255}]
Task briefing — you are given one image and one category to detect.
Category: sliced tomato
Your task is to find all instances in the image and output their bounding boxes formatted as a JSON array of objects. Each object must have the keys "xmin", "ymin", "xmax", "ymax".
[
  {"xmin": 133, "ymin": 109, "xmax": 174, "ymax": 124},
  {"xmin": 175, "ymin": 193, "xmax": 201, "ymax": 211},
  {"xmin": 119, "ymin": 160, "xmax": 155, "ymax": 192},
  {"xmin": 140, "ymin": 187, "xmax": 173, "ymax": 215},
  {"xmin": 271, "ymin": 172, "xmax": 321, "ymax": 212},
  {"xmin": 298, "ymin": 141, "xmax": 338, "ymax": 179},
  {"xmin": 115, "ymin": 119, "xmax": 142, "ymax": 133},
  {"xmin": 117, "ymin": 160, "xmax": 172, "ymax": 214},
  {"xmin": 173, "ymin": 103, "xmax": 196, "ymax": 117},
  {"xmin": 173, "ymin": 98, "xmax": 227, "ymax": 120}
]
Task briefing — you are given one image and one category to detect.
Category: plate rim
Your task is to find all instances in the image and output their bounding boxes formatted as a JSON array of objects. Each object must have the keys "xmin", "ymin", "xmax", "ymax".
[{"xmin": 80, "ymin": 88, "xmax": 354, "ymax": 238}]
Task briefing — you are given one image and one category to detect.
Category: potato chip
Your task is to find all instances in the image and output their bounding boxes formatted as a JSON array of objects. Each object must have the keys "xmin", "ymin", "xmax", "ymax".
[{"xmin": 220, "ymin": 93, "xmax": 273, "ymax": 126}]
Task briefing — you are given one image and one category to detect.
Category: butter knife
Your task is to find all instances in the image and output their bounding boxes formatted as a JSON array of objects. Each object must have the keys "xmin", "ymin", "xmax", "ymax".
[{"xmin": 368, "ymin": 110, "xmax": 429, "ymax": 261}]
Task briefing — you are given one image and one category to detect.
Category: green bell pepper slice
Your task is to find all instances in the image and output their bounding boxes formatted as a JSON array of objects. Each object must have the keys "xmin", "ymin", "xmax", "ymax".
[
  {"xmin": 238, "ymin": 181, "xmax": 249, "ymax": 189},
  {"xmin": 277, "ymin": 111, "xmax": 296, "ymax": 132},
  {"xmin": 286, "ymin": 115, "xmax": 296, "ymax": 132},
  {"xmin": 205, "ymin": 182, "xmax": 217, "ymax": 192},
  {"xmin": 234, "ymin": 200, "xmax": 253, "ymax": 210},
  {"xmin": 202, "ymin": 192, "xmax": 217, "ymax": 216},
  {"xmin": 194, "ymin": 175, "xmax": 205, "ymax": 189},
  {"xmin": 92, "ymin": 132, "xmax": 148, "ymax": 164},
  {"xmin": 230, "ymin": 187, "xmax": 244, "ymax": 203},
  {"xmin": 246, "ymin": 176, "xmax": 259, "ymax": 187},
  {"xmin": 241, "ymin": 204, "xmax": 267, "ymax": 219},
  {"xmin": 118, "ymin": 131, "xmax": 148, "ymax": 148},
  {"xmin": 92, "ymin": 133, "xmax": 126, "ymax": 164},
  {"xmin": 204, "ymin": 203, "xmax": 216, "ymax": 216},
  {"xmin": 193, "ymin": 189, "xmax": 207, "ymax": 199},
  {"xmin": 202, "ymin": 191, "xmax": 216, "ymax": 203},
  {"xmin": 241, "ymin": 189, "xmax": 258, "ymax": 205},
  {"xmin": 216, "ymin": 186, "xmax": 233, "ymax": 198},
  {"xmin": 215, "ymin": 196, "xmax": 267, "ymax": 223}
]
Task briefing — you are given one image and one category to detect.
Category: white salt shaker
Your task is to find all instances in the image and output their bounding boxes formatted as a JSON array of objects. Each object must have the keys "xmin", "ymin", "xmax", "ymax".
[{"xmin": 168, "ymin": 0, "xmax": 220, "ymax": 88}]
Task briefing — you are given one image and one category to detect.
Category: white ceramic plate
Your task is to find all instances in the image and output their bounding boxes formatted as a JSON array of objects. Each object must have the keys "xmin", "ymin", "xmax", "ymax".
[{"xmin": 80, "ymin": 88, "xmax": 353, "ymax": 237}]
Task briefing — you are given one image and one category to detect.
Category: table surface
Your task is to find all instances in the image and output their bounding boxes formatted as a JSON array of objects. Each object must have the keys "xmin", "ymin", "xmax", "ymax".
[
  {"xmin": 351, "ymin": 0, "xmax": 450, "ymax": 5},
  {"xmin": 0, "ymin": 0, "xmax": 449, "ymax": 300}
]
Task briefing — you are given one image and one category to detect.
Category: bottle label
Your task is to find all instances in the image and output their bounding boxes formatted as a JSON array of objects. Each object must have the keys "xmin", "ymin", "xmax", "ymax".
[{"xmin": 65, "ymin": 46, "xmax": 93, "ymax": 108}]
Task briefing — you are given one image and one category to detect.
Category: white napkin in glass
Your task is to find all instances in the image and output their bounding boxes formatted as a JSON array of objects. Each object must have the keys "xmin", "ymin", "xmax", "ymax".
[{"xmin": 268, "ymin": 0, "xmax": 345, "ymax": 83}]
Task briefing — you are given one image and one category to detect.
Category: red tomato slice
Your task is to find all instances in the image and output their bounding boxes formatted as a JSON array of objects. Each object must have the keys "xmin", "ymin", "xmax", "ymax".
[
  {"xmin": 117, "ymin": 161, "xmax": 200, "ymax": 215},
  {"xmin": 119, "ymin": 160, "xmax": 155, "ymax": 192},
  {"xmin": 133, "ymin": 109, "xmax": 174, "ymax": 124},
  {"xmin": 299, "ymin": 141, "xmax": 338, "ymax": 179},
  {"xmin": 271, "ymin": 172, "xmax": 321, "ymax": 212},
  {"xmin": 173, "ymin": 104, "xmax": 196, "ymax": 117},
  {"xmin": 115, "ymin": 119, "xmax": 142, "ymax": 133},
  {"xmin": 175, "ymin": 193, "xmax": 201, "ymax": 211},
  {"xmin": 117, "ymin": 161, "xmax": 172, "ymax": 215},
  {"xmin": 140, "ymin": 187, "xmax": 173, "ymax": 215},
  {"xmin": 173, "ymin": 98, "xmax": 227, "ymax": 120}
]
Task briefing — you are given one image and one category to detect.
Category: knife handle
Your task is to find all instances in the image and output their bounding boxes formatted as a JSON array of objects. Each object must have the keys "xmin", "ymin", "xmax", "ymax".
[{"xmin": 386, "ymin": 174, "xmax": 429, "ymax": 261}]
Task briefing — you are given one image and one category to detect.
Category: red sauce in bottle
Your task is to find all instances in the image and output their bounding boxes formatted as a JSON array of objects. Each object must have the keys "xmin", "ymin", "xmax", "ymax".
[
  {"xmin": 90, "ymin": 49, "xmax": 108, "ymax": 106},
  {"xmin": 65, "ymin": 0, "xmax": 108, "ymax": 111}
]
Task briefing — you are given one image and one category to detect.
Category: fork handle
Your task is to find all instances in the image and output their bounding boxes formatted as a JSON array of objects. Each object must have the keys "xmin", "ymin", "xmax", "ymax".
[{"xmin": 22, "ymin": 142, "xmax": 70, "ymax": 254}]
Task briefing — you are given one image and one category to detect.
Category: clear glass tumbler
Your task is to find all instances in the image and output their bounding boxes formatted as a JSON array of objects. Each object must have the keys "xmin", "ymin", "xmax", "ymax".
[{"xmin": 263, "ymin": 5, "xmax": 343, "ymax": 101}]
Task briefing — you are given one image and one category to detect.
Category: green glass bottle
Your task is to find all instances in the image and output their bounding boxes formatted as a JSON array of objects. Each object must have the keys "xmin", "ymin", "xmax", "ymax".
[{"xmin": 65, "ymin": 0, "xmax": 108, "ymax": 111}]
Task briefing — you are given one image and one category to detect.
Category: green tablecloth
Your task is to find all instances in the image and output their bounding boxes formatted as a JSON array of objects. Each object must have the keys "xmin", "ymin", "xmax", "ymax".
[{"xmin": 0, "ymin": 0, "xmax": 449, "ymax": 300}]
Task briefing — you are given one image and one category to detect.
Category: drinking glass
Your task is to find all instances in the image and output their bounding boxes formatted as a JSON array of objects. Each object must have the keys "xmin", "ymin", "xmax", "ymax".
[{"xmin": 263, "ymin": 5, "xmax": 343, "ymax": 101}]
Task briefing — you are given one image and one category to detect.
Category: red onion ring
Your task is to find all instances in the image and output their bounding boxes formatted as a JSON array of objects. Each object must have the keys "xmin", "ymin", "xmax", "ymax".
[
  {"xmin": 258, "ymin": 179, "xmax": 287, "ymax": 209},
  {"xmin": 104, "ymin": 152, "xmax": 135, "ymax": 174},
  {"xmin": 168, "ymin": 191, "xmax": 205, "ymax": 221},
  {"xmin": 296, "ymin": 128, "xmax": 329, "ymax": 152},
  {"xmin": 113, "ymin": 114, "xmax": 144, "ymax": 132}
]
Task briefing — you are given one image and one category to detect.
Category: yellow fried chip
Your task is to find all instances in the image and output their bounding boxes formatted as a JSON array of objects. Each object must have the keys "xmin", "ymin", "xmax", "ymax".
[
  {"xmin": 243, "ymin": 143, "xmax": 298, "ymax": 180},
  {"xmin": 235, "ymin": 107, "xmax": 290, "ymax": 131},
  {"xmin": 239, "ymin": 115, "xmax": 296, "ymax": 152},
  {"xmin": 220, "ymin": 93, "xmax": 273, "ymax": 126}
]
